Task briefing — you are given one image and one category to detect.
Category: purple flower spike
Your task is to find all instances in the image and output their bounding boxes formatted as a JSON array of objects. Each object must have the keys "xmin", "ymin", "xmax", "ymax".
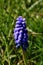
[{"xmin": 14, "ymin": 16, "xmax": 28, "ymax": 50}]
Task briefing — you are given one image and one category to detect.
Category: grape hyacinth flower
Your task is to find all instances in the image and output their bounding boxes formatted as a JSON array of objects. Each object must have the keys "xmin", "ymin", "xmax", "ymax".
[{"xmin": 14, "ymin": 16, "xmax": 28, "ymax": 50}]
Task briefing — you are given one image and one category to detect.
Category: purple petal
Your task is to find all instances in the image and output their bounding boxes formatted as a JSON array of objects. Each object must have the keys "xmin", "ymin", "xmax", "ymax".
[
  {"xmin": 15, "ymin": 24, "xmax": 22, "ymax": 28},
  {"xmin": 16, "ymin": 16, "xmax": 23, "ymax": 21},
  {"xmin": 23, "ymin": 18, "xmax": 25, "ymax": 21},
  {"xmin": 16, "ymin": 21, "xmax": 21, "ymax": 24},
  {"xmin": 19, "ymin": 30, "xmax": 23, "ymax": 34},
  {"xmin": 16, "ymin": 44, "xmax": 20, "ymax": 48}
]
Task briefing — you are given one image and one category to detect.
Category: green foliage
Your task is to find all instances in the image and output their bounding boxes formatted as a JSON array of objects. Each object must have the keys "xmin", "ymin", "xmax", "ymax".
[{"xmin": 0, "ymin": 0, "xmax": 43, "ymax": 65}]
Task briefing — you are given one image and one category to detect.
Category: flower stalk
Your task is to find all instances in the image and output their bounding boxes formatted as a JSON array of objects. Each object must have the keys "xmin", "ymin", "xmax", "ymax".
[{"xmin": 22, "ymin": 49, "xmax": 27, "ymax": 65}]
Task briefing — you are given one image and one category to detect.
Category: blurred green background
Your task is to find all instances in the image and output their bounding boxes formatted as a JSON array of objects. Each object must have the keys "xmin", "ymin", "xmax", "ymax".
[{"xmin": 0, "ymin": 0, "xmax": 43, "ymax": 65}]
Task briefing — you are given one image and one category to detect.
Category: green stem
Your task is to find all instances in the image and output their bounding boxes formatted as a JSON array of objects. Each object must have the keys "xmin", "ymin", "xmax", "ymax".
[{"xmin": 22, "ymin": 49, "xmax": 27, "ymax": 65}]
